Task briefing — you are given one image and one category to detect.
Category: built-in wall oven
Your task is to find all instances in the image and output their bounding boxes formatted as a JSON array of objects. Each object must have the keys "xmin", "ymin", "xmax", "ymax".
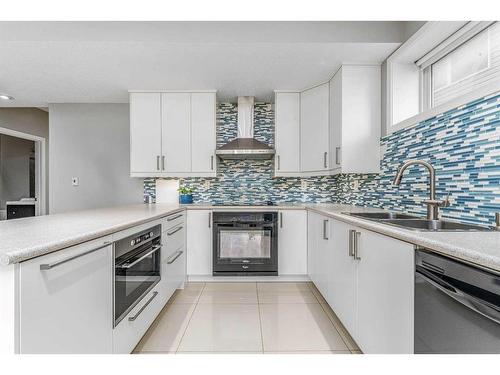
[
  {"xmin": 415, "ymin": 249, "xmax": 500, "ymax": 353},
  {"xmin": 213, "ymin": 212, "xmax": 278, "ymax": 276},
  {"xmin": 113, "ymin": 225, "xmax": 161, "ymax": 327}
]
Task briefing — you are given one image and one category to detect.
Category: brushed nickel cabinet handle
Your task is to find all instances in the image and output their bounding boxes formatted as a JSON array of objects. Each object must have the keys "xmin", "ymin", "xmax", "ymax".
[
  {"xmin": 167, "ymin": 250, "xmax": 183, "ymax": 264},
  {"xmin": 277, "ymin": 155, "xmax": 280, "ymax": 170},
  {"xmin": 323, "ymin": 152, "xmax": 328, "ymax": 168},
  {"xmin": 166, "ymin": 213, "xmax": 183, "ymax": 222},
  {"xmin": 167, "ymin": 226, "xmax": 183, "ymax": 236},
  {"xmin": 40, "ymin": 242, "xmax": 111, "ymax": 270},
  {"xmin": 348, "ymin": 229, "xmax": 355, "ymax": 257},
  {"xmin": 353, "ymin": 231, "xmax": 361, "ymax": 260},
  {"xmin": 211, "ymin": 155, "xmax": 214, "ymax": 170},
  {"xmin": 128, "ymin": 291, "xmax": 158, "ymax": 322},
  {"xmin": 280, "ymin": 212, "xmax": 283, "ymax": 228},
  {"xmin": 335, "ymin": 147, "xmax": 341, "ymax": 165},
  {"xmin": 161, "ymin": 156, "xmax": 165, "ymax": 170},
  {"xmin": 156, "ymin": 155, "xmax": 160, "ymax": 170},
  {"xmin": 208, "ymin": 212, "xmax": 211, "ymax": 228},
  {"xmin": 323, "ymin": 219, "xmax": 329, "ymax": 240}
]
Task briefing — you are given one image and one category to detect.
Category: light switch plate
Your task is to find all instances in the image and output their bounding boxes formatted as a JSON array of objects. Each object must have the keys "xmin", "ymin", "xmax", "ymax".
[
  {"xmin": 301, "ymin": 179, "xmax": 308, "ymax": 189},
  {"xmin": 72, "ymin": 177, "xmax": 79, "ymax": 186}
]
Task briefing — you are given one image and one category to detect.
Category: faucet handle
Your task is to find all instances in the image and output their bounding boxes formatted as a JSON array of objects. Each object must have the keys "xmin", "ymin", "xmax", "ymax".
[{"xmin": 441, "ymin": 194, "xmax": 451, "ymax": 208}]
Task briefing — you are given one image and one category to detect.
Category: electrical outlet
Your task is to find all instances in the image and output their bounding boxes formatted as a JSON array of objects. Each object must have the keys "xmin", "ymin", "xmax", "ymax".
[
  {"xmin": 301, "ymin": 179, "xmax": 308, "ymax": 189},
  {"xmin": 204, "ymin": 180, "xmax": 211, "ymax": 189},
  {"xmin": 72, "ymin": 177, "xmax": 79, "ymax": 186},
  {"xmin": 351, "ymin": 180, "xmax": 359, "ymax": 191}
]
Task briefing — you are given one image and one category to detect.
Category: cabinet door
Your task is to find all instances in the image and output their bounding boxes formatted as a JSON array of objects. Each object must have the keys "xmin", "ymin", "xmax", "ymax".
[
  {"xmin": 329, "ymin": 72, "xmax": 342, "ymax": 170},
  {"xmin": 355, "ymin": 229, "xmax": 414, "ymax": 353},
  {"xmin": 307, "ymin": 211, "xmax": 319, "ymax": 285},
  {"xmin": 275, "ymin": 92, "xmax": 300, "ymax": 174},
  {"xmin": 329, "ymin": 220, "xmax": 357, "ymax": 336},
  {"xmin": 162, "ymin": 93, "xmax": 191, "ymax": 173},
  {"xmin": 130, "ymin": 93, "xmax": 162, "ymax": 173},
  {"xmin": 307, "ymin": 211, "xmax": 330, "ymax": 297},
  {"xmin": 340, "ymin": 65, "xmax": 381, "ymax": 173},
  {"xmin": 186, "ymin": 210, "xmax": 213, "ymax": 276},
  {"xmin": 300, "ymin": 83, "xmax": 330, "ymax": 172},
  {"xmin": 191, "ymin": 93, "xmax": 216, "ymax": 174},
  {"xmin": 19, "ymin": 238, "xmax": 113, "ymax": 353},
  {"xmin": 278, "ymin": 210, "xmax": 307, "ymax": 275}
]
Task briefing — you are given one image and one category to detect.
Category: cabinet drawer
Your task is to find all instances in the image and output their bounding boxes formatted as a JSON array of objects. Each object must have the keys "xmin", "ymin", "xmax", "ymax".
[
  {"xmin": 113, "ymin": 286, "xmax": 166, "ymax": 354},
  {"xmin": 164, "ymin": 223, "xmax": 185, "ymax": 253},
  {"xmin": 163, "ymin": 211, "xmax": 185, "ymax": 230}
]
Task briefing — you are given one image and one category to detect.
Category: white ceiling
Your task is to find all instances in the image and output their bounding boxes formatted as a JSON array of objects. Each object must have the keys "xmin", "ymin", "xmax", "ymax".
[{"xmin": 0, "ymin": 21, "xmax": 424, "ymax": 106}]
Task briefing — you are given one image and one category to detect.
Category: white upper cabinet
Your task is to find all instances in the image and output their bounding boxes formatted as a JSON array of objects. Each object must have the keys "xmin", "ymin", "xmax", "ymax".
[
  {"xmin": 129, "ymin": 91, "xmax": 216, "ymax": 177},
  {"xmin": 191, "ymin": 93, "xmax": 216, "ymax": 173},
  {"xmin": 300, "ymin": 83, "xmax": 330, "ymax": 174},
  {"xmin": 130, "ymin": 93, "xmax": 162, "ymax": 174},
  {"xmin": 330, "ymin": 65, "xmax": 381, "ymax": 173},
  {"xmin": 162, "ymin": 93, "xmax": 191, "ymax": 173},
  {"xmin": 274, "ymin": 92, "xmax": 300, "ymax": 176}
]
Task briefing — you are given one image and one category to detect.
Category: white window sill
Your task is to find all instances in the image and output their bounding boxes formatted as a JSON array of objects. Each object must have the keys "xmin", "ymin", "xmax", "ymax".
[{"xmin": 387, "ymin": 81, "xmax": 500, "ymax": 135}]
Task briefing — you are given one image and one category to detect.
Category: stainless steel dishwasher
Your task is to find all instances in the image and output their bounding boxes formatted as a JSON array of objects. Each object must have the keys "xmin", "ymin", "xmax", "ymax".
[{"xmin": 415, "ymin": 249, "xmax": 500, "ymax": 353}]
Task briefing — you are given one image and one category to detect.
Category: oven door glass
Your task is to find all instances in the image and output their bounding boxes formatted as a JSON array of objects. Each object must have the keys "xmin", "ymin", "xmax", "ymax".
[
  {"xmin": 219, "ymin": 229, "xmax": 271, "ymax": 259},
  {"xmin": 114, "ymin": 241, "xmax": 161, "ymax": 326}
]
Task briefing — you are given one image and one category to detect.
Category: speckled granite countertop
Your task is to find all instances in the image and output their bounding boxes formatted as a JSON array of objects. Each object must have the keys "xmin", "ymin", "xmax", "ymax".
[
  {"xmin": 0, "ymin": 203, "xmax": 183, "ymax": 266},
  {"xmin": 307, "ymin": 204, "xmax": 500, "ymax": 273},
  {"xmin": 1, "ymin": 202, "xmax": 499, "ymax": 273}
]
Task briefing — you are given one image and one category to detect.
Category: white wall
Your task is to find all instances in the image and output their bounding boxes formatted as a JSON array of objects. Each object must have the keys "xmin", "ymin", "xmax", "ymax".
[{"xmin": 48, "ymin": 104, "xmax": 143, "ymax": 213}]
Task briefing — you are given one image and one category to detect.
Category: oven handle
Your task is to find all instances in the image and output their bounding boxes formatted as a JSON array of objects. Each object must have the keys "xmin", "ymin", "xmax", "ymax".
[
  {"xmin": 416, "ymin": 268, "xmax": 500, "ymax": 324},
  {"xmin": 120, "ymin": 244, "xmax": 162, "ymax": 269}
]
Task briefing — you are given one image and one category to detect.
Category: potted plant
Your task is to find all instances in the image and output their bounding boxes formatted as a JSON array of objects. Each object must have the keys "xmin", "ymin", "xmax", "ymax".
[{"xmin": 178, "ymin": 186, "xmax": 194, "ymax": 204}]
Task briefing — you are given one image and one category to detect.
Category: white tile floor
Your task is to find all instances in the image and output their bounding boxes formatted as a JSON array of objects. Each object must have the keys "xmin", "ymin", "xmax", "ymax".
[{"xmin": 134, "ymin": 282, "xmax": 361, "ymax": 354}]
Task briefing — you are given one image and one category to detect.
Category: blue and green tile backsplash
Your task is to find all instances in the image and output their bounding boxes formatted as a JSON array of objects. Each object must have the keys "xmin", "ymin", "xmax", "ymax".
[{"xmin": 144, "ymin": 92, "xmax": 500, "ymax": 225}]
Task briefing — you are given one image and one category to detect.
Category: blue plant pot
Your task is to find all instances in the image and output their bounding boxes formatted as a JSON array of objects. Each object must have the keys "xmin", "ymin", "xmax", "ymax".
[{"xmin": 179, "ymin": 194, "xmax": 193, "ymax": 204}]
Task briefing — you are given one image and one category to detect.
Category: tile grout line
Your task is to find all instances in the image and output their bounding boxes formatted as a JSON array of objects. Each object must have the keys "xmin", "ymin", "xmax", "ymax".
[
  {"xmin": 174, "ymin": 282, "xmax": 206, "ymax": 354},
  {"xmin": 256, "ymin": 282, "xmax": 265, "ymax": 354}
]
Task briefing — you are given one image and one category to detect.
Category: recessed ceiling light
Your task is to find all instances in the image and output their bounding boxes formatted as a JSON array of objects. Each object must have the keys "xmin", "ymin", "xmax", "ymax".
[{"xmin": 0, "ymin": 94, "xmax": 15, "ymax": 101}]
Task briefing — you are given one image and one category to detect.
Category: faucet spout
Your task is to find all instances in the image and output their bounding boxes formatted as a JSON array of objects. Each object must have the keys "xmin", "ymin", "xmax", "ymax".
[{"xmin": 392, "ymin": 159, "xmax": 443, "ymax": 220}]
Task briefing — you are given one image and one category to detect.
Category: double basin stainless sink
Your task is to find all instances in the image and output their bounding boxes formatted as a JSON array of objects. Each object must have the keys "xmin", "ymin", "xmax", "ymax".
[{"xmin": 343, "ymin": 212, "xmax": 493, "ymax": 232}]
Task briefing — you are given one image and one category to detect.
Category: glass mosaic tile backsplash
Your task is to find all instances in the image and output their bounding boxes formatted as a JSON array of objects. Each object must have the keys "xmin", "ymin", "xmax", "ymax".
[{"xmin": 144, "ymin": 93, "xmax": 500, "ymax": 225}]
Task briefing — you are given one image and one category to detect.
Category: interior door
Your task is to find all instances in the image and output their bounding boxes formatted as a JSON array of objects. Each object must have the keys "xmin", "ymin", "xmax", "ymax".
[
  {"xmin": 129, "ymin": 93, "xmax": 162, "ymax": 173},
  {"xmin": 300, "ymin": 83, "xmax": 330, "ymax": 172},
  {"xmin": 162, "ymin": 93, "xmax": 191, "ymax": 173},
  {"xmin": 191, "ymin": 93, "xmax": 216, "ymax": 173}
]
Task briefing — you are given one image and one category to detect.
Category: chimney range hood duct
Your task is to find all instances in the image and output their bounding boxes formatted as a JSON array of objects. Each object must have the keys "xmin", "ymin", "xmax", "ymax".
[{"xmin": 216, "ymin": 96, "xmax": 275, "ymax": 160}]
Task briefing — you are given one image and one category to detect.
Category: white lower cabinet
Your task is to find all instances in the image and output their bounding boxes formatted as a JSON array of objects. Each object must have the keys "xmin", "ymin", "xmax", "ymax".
[
  {"xmin": 278, "ymin": 209, "xmax": 307, "ymax": 275},
  {"xmin": 308, "ymin": 214, "xmax": 415, "ymax": 354},
  {"xmin": 186, "ymin": 210, "xmax": 213, "ymax": 276},
  {"xmin": 19, "ymin": 237, "xmax": 113, "ymax": 354}
]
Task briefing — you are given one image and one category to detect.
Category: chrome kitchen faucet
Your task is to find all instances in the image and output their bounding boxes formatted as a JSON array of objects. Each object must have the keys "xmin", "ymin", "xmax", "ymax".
[{"xmin": 392, "ymin": 159, "xmax": 450, "ymax": 220}]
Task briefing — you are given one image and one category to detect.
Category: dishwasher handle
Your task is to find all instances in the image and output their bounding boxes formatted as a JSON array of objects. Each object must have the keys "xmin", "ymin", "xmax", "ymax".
[{"xmin": 416, "ymin": 267, "xmax": 500, "ymax": 325}]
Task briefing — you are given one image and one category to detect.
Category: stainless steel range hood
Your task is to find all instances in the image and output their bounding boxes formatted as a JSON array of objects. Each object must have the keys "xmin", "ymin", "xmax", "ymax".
[{"xmin": 216, "ymin": 96, "xmax": 275, "ymax": 160}]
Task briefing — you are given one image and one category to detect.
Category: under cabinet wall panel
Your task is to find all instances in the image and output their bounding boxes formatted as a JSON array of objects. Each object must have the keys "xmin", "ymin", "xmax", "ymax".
[
  {"xmin": 191, "ymin": 93, "xmax": 216, "ymax": 174},
  {"xmin": 278, "ymin": 209, "xmax": 307, "ymax": 275},
  {"xmin": 130, "ymin": 93, "xmax": 162, "ymax": 174},
  {"xmin": 19, "ymin": 238, "xmax": 113, "ymax": 354},
  {"xmin": 162, "ymin": 93, "xmax": 191, "ymax": 173},
  {"xmin": 275, "ymin": 92, "xmax": 301, "ymax": 175},
  {"xmin": 186, "ymin": 210, "xmax": 213, "ymax": 276}
]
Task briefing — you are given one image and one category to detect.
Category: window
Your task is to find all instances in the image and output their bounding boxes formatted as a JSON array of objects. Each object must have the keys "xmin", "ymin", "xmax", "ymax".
[{"xmin": 425, "ymin": 22, "xmax": 500, "ymax": 108}]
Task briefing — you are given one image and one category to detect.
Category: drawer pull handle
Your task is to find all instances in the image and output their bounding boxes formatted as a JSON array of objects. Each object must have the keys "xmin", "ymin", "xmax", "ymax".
[
  {"xmin": 167, "ymin": 226, "xmax": 183, "ymax": 236},
  {"xmin": 166, "ymin": 213, "xmax": 183, "ymax": 222},
  {"xmin": 128, "ymin": 291, "xmax": 158, "ymax": 322},
  {"xmin": 167, "ymin": 250, "xmax": 184, "ymax": 264},
  {"xmin": 40, "ymin": 242, "xmax": 111, "ymax": 270}
]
